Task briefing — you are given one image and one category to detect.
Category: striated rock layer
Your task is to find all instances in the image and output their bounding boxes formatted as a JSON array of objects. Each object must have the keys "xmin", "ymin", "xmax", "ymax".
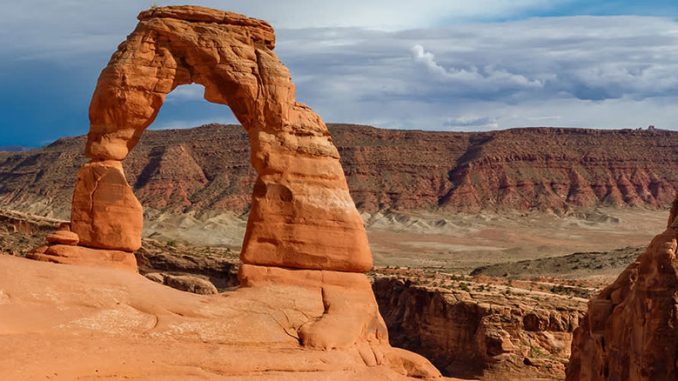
[
  {"xmin": 3, "ymin": 125, "xmax": 678, "ymax": 218},
  {"xmin": 375, "ymin": 276, "xmax": 584, "ymax": 380},
  {"xmin": 566, "ymin": 200, "xmax": 678, "ymax": 380}
]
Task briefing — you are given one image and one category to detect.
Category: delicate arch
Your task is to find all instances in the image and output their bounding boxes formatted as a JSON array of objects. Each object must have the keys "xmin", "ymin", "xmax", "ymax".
[{"xmin": 66, "ymin": 6, "xmax": 372, "ymax": 272}]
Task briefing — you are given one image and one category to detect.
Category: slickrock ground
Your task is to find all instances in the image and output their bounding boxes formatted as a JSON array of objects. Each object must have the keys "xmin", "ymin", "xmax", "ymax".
[
  {"xmin": 0, "ymin": 255, "xmax": 445, "ymax": 381},
  {"xmin": 0, "ymin": 208, "xmax": 593, "ymax": 381},
  {"xmin": 4, "ymin": 206, "xmax": 675, "ymax": 380},
  {"xmin": 1, "ymin": 125, "xmax": 677, "ymax": 219}
]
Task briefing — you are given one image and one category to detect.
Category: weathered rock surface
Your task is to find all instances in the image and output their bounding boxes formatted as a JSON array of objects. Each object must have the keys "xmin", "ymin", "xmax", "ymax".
[
  {"xmin": 70, "ymin": 160, "xmax": 144, "ymax": 252},
  {"xmin": 29, "ymin": 244, "xmax": 138, "ymax": 272},
  {"xmin": 46, "ymin": 229, "xmax": 80, "ymax": 246},
  {"xmin": 135, "ymin": 239, "xmax": 240, "ymax": 290},
  {"xmin": 32, "ymin": 4, "xmax": 372, "ymax": 272},
  {"xmin": 0, "ymin": 255, "xmax": 443, "ymax": 380},
  {"xmin": 2, "ymin": 125, "xmax": 678, "ymax": 219},
  {"xmin": 566, "ymin": 206, "xmax": 678, "ymax": 380},
  {"xmin": 146, "ymin": 272, "xmax": 219, "ymax": 295},
  {"xmin": 374, "ymin": 274, "xmax": 586, "ymax": 380},
  {"xmin": 17, "ymin": 5, "xmax": 441, "ymax": 379}
]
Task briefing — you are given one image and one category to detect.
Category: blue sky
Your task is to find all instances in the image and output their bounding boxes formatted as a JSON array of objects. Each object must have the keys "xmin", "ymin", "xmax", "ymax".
[{"xmin": 2, "ymin": 1, "xmax": 678, "ymax": 146}]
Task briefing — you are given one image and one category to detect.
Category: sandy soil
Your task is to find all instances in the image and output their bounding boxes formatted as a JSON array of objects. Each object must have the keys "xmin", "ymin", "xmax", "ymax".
[{"xmin": 365, "ymin": 208, "xmax": 665, "ymax": 272}]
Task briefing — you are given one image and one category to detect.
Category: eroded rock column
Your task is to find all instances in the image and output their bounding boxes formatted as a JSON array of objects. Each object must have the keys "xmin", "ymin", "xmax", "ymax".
[{"xmin": 28, "ymin": 149, "xmax": 142, "ymax": 271}]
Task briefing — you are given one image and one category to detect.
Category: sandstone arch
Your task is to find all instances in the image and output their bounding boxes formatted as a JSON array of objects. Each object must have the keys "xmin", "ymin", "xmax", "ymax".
[
  {"xmin": 23, "ymin": 8, "xmax": 444, "ymax": 376},
  {"xmin": 32, "ymin": 6, "xmax": 372, "ymax": 273}
]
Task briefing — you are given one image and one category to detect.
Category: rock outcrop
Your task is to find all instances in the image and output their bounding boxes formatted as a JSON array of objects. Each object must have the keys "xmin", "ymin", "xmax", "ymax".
[
  {"xmin": 0, "ymin": 254, "xmax": 442, "ymax": 380},
  {"xmin": 20, "ymin": 6, "xmax": 440, "ymax": 379},
  {"xmin": 374, "ymin": 274, "xmax": 586, "ymax": 380},
  {"xmin": 30, "ymin": 5, "xmax": 371, "ymax": 273},
  {"xmin": 566, "ymin": 200, "xmax": 678, "ymax": 380},
  {"xmin": 3, "ymin": 125, "xmax": 678, "ymax": 219}
]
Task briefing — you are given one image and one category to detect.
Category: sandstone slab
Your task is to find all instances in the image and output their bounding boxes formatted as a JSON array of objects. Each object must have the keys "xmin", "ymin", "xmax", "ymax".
[
  {"xmin": 0, "ymin": 255, "xmax": 441, "ymax": 380},
  {"xmin": 46, "ymin": 230, "xmax": 79, "ymax": 246}
]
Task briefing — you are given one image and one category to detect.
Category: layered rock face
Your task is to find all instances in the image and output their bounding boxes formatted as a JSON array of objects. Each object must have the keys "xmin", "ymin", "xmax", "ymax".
[
  {"xmin": 3, "ymin": 125, "xmax": 678, "ymax": 218},
  {"xmin": 375, "ymin": 276, "xmax": 584, "ymax": 380},
  {"xmin": 20, "ymin": 6, "xmax": 440, "ymax": 379},
  {"xmin": 566, "ymin": 202, "xmax": 678, "ymax": 380}
]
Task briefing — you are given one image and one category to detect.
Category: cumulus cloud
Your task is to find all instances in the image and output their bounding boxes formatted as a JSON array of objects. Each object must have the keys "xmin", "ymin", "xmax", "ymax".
[
  {"xmin": 164, "ymin": 85, "xmax": 204, "ymax": 103},
  {"xmin": 410, "ymin": 44, "xmax": 543, "ymax": 93}
]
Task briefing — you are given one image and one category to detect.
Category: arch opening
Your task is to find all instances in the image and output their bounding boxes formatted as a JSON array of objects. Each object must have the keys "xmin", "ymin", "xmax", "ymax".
[{"xmin": 151, "ymin": 83, "xmax": 239, "ymax": 130}]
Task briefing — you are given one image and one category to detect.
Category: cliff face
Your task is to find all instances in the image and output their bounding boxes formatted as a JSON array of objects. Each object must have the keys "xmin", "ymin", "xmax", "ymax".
[
  {"xmin": 373, "ymin": 276, "xmax": 585, "ymax": 380},
  {"xmin": 1, "ymin": 124, "xmax": 677, "ymax": 218},
  {"xmin": 443, "ymin": 128, "xmax": 678, "ymax": 211},
  {"xmin": 566, "ymin": 208, "xmax": 678, "ymax": 380}
]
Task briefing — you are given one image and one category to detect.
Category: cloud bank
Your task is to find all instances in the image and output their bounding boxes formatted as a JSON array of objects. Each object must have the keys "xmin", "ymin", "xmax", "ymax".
[
  {"xmin": 276, "ymin": 15, "xmax": 678, "ymax": 130},
  {"xmin": 2, "ymin": 1, "xmax": 678, "ymax": 146}
]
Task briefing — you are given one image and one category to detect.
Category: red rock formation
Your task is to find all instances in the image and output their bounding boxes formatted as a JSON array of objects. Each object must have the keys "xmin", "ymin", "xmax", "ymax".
[
  {"xmin": 23, "ymin": 6, "xmax": 440, "ymax": 378},
  {"xmin": 375, "ymin": 276, "xmax": 584, "ymax": 380},
  {"xmin": 3, "ymin": 125, "xmax": 678, "ymax": 217},
  {"xmin": 31, "ymin": 5, "xmax": 371, "ymax": 273},
  {"xmin": 566, "ymin": 199, "xmax": 678, "ymax": 380}
]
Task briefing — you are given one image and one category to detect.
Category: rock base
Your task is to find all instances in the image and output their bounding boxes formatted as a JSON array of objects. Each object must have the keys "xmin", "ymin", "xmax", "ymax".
[
  {"xmin": 0, "ymin": 255, "xmax": 442, "ymax": 380},
  {"xmin": 28, "ymin": 244, "xmax": 137, "ymax": 273}
]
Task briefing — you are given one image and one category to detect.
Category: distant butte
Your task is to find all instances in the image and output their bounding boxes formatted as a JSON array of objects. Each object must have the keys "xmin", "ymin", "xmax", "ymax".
[{"xmin": 2, "ymin": 125, "xmax": 678, "ymax": 219}]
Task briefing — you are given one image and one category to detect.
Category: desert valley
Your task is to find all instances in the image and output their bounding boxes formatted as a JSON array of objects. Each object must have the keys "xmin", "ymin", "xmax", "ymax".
[{"xmin": 2, "ymin": 3, "xmax": 678, "ymax": 381}]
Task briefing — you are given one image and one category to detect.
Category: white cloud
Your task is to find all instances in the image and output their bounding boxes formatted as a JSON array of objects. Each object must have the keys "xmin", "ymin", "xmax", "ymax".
[
  {"xmin": 0, "ymin": 1, "xmax": 573, "ymax": 61},
  {"xmin": 272, "ymin": 15, "xmax": 678, "ymax": 131},
  {"xmin": 3, "ymin": 2, "xmax": 678, "ymax": 136},
  {"xmin": 164, "ymin": 85, "xmax": 204, "ymax": 103},
  {"xmin": 410, "ymin": 44, "xmax": 543, "ymax": 91},
  {"xmin": 445, "ymin": 116, "xmax": 499, "ymax": 130}
]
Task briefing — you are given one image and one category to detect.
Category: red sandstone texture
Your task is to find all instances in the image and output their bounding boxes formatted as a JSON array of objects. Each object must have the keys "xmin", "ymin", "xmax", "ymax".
[
  {"xmin": 0, "ymin": 254, "xmax": 443, "ymax": 380},
  {"xmin": 566, "ymin": 200, "xmax": 678, "ymax": 380},
  {"xmin": 2, "ymin": 125, "xmax": 678, "ymax": 217},
  {"xmin": 17, "ymin": 6, "xmax": 441, "ymax": 379},
  {"xmin": 30, "ymin": 4, "xmax": 372, "ymax": 273}
]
